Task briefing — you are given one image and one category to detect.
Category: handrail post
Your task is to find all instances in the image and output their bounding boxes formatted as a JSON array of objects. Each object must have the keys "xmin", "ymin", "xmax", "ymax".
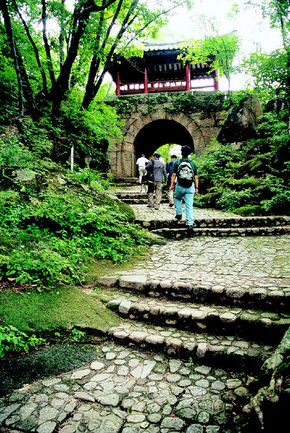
[
  {"xmin": 214, "ymin": 69, "xmax": 219, "ymax": 91},
  {"xmin": 185, "ymin": 61, "xmax": 191, "ymax": 91},
  {"xmin": 144, "ymin": 66, "xmax": 148, "ymax": 94},
  {"xmin": 116, "ymin": 71, "xmax": 121, "ymax": 96}
]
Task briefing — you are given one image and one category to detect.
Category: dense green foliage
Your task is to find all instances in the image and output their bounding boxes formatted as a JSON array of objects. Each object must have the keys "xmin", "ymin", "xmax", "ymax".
[
  {"xmin": 0, "ymin": 325, "xmax": 47, "ymax": 358},
  {"xmin": 0, "ymin": 0, "xmax": 288, "ymax": 363},
  {"xmin": 0, "ymin": 0, "xmax": 192, "ymax": 116},
  {"xmin": 0, "ymin": 131, "xmax": 149, "ymax": 289},
  {"xmin": 180, "ymin": 32, "xmax": 240, "ymax": 92},
  {"xmin": 194, "ymin": 111, "xmax": 290, "ymax": 215},
  {"xmin": 241, "ymin": 50, "xmax": 288, "ymax": 103},
  {"xmin": 0, "ymin": 88, "xmax": 120, "ymax": 169}
]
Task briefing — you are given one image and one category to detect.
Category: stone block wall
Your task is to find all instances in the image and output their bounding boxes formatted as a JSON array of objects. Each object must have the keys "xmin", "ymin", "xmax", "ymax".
[{"xmin": 109, "ymin": 101, "xmax": 224, "ymax": 179}]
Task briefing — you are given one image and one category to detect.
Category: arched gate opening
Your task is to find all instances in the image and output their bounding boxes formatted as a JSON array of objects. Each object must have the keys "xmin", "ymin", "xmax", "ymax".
[{"xmin": 134, "ymin": 119, "xmax": 194, "ymax": 161}]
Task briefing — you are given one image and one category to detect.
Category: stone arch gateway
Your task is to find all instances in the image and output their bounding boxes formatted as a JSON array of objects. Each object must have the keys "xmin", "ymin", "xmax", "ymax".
[{"xmin": 108, "ymin": 94, "xmax": 225, "ymax": 179}]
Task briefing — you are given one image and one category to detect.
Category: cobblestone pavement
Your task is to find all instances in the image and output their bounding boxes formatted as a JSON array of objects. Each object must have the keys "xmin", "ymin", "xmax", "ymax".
[
  {"xmin": 116, "ymin": 202, "xmax": 290, "ymax": 288},
  {"xmin": 128, "ymin": 235, "xmax": 290, "ymax": 280},
  {"xmin": 0, "ymin": 343, "xmax": 254, "ymax": 433},
  {"xmin": 1, "ymin": 200, "xmax": 289, "ymax": 433}
]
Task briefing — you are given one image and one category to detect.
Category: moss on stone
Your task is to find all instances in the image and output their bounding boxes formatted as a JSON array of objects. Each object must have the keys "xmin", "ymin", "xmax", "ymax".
[
  {"xmin": 108, "ymin": 92, "xmax": 228, "ymax": 116},
  {"xmin": 0, "ymin": 286, "xmax": 120, "ymax": 335}
]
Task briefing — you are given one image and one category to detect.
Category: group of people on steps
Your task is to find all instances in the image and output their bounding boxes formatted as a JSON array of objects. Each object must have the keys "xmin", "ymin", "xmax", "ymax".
[{"xmin": 136, "ymin": 145, "xmax": 199, "ymax": 232}]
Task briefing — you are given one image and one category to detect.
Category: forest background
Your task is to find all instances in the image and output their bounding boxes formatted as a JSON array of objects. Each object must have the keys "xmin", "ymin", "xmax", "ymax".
[{"xmin": 0, "ymin": 0, "xmax": 289, "ymax": 371}]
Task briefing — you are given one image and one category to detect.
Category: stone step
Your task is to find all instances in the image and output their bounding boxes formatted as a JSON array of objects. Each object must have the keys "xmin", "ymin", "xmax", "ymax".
[
  {"xmin": 115, "ymin": 191, "xmax": 168, "ymax": 204},
  {"xmin": 107, "ymin": 320, "xmax": 273, "ymax": 370},
  {"xmin": 137, "ymin": 216, "xmax": 290, "ymax": 229},
  {"xmin": 98, "ymin": 275, "xmax": 290, "ymax": 313},
  {"xmin": 119, "ymin": 197, "xmax": 168, "ymax": 204},
  {"xmin": 113, "ymin": 177, "xmax": 139, "ymax": 185},
  {"xmin": 115, "ymin": 191, "xmax": 148, "ymax": 197},
  {"xmin": 107, "ymin": 296, "xmax": 290, "ymax": 345},
  {"xmin": 151, "ymin": 226, "xmax": 290, "ymax": 238}
]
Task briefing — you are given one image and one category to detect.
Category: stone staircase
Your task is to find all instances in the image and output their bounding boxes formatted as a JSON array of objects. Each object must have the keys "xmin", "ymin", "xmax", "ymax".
[
  {"xmin": 98, "ymin": 274, "xmax": 290, "ymax": 372},
  {"xmin": 115, "ymin": 190, "xmax": 168, "ymax": 204},
  {"xmin": 97, "ymin": 190, "xmax": 290, "ymax": 377},
  {"xmin": 139, "ymin": 216, "xmax": 290, "ymax": 238},
  {"xmin": 113, "ymin": 178, "xmax": 140, "ymax": 189},
  {"xmin": 114, "ymin": 189, "xmax": 290, "ymax": 237}
]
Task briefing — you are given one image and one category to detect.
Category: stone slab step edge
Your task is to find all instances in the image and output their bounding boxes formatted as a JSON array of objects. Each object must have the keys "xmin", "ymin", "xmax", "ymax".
[
  {"xmin": 151, "ymin": 226, "xmax": 290, "ymax": 238},
  {"xmin": 113, "ymin": 177, "xmax": 138, "ymax": 184},
  {"xmin": 107, "ymin": 297, "xmax": 290, "ymax": 344},
  {"xmin": 97, "ymin": 276, "xmax": 290, "ymax": 313},
  {"xmin": 137, "ymin": 216, "xmax": 290, "ymax": 229},
  {"xmin": 107, "ymin": 321, "xmax": 273, "ymax": 369},
  {"xmin": 119, "ymin": 198, "xmax": 168, "ymax": 204}
]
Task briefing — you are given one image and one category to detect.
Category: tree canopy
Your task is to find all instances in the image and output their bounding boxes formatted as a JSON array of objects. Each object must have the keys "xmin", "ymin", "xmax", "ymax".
[
  {"xmin": 179, "ymin": 32, "xmax": 240, "ymax": 93},
  {"xmin": 0, "ymin": 0, "xmax": 193, "ymax": 117},
  {"xmin": 242, "ymin": 0, "xmax": 289, "ymax": 128}
]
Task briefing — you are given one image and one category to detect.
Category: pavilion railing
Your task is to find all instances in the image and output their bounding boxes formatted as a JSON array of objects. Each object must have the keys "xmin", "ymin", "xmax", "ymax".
[{"xmin": 119, "ymin": 78, "xmax": 217, "ymax": 95}]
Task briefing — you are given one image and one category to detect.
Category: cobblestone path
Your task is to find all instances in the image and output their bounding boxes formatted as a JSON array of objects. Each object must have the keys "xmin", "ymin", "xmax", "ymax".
[
  {"xmin": 1, "ymin": 197, "xmax": 289, "ymax": 433},
  {"xmin": 0, "ymin": 345, "xmax": 253, "ymax": 433}
]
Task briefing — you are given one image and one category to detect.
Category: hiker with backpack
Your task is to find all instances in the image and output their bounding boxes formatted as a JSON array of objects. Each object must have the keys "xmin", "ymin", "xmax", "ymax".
[{"xmin": 169, "ymin": 145, "xmax": 199, "ymax": 232}]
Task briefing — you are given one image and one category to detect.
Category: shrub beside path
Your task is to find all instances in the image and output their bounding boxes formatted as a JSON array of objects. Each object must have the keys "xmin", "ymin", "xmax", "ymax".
[{"xmin": 0, "ymin": 195, "xmax": 289, "ymax": 433}]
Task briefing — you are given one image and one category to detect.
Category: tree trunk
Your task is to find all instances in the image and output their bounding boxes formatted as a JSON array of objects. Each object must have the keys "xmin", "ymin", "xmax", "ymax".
[
  {"xmin": 82, "ymin": 0, "xmax": 139, "ymax": 108},
  {"xmin": 15, "ymin": 1, "xmax": 48, "ymax": 95},
  {"xmin": 50, "ymin": 4, "xmax": 91, "ymax": 115},
  {"xmin": 0, "ymin": 0, "xmax": 24, "ymax": 118},
  {"xmin": 50, "ymin": 0, "xmax": 119, "ymax": 115},
  {"xmin": 41, "ymin": 0, "xmax": 56, "ymax": 87},
  {"xmin": 59, "ymin": 0, "xmax": 66, "ymax": 68},
  {"xmin": 16, "ymin": 47, "xmax": 37, "ymax": 116},
  {"xmin": 276, "ymin": 4, "xmax": 290, "ymax": 133}
]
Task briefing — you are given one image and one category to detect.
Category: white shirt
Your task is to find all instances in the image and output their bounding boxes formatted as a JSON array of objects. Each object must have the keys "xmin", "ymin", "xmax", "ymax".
[{"xmin": 136, "ymin": 156, "xmax": 149, "ymax": 168}]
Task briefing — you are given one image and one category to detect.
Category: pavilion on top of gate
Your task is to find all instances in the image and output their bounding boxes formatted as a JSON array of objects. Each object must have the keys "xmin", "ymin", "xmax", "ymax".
[{"xmin": 108, "ymin": 42, "xmax": 219, "ymax": 96}]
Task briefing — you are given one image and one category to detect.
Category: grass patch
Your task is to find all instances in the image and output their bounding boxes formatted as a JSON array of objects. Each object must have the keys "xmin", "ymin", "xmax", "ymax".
[{"xmin": 0, "ymin": 343, "xmax": 102, "ymax": 397}]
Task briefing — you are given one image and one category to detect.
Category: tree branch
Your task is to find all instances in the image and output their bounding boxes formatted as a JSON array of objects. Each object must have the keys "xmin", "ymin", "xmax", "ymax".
[
  {"xmin": 13, "ymin": 0, "xmax": 48, "ymax": 94},
  {"xmin": 120, "ymin": 3, "xmax": 182, "ymax": 53},
  {"xmin": 82, "ymin": 0, "xmax": 140, "ymax": 107},
  {"xmin": 82, "ymin": 0, "xmax": 125, "ymax": 108}
]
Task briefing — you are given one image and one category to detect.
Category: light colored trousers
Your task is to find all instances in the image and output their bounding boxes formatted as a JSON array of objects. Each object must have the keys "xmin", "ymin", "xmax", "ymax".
[
  {"xmin": 148, "ymin": 181, "xmax": 163, "ymax": 209},
  {"xmin": 174, "ymin": 183, "xmax": 195, "ymax": 225},
  {"xmin": 138, "ymin": 167, "xmax": 146, "ymax": 183}
]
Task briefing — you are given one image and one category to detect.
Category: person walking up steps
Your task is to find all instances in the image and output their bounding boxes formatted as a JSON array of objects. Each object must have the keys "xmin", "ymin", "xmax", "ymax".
[
  {"xmin": 169, "ymin": 145, "xmax": 199, "ymax": 232},
  {"xmin": 136, "ymin": 153, "xmax": 149, "ymax": 184},
  {"xmin": 166, "ymin": 155, "xmax": 177, "ymax": 207},
  {"xmin": 145, "ymin": 153, "xmax": 166, "ymax": 210}
]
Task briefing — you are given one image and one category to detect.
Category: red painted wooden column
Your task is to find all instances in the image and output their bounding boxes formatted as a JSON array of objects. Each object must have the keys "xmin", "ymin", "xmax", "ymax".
[
  {"xmin": 116, "ymin": 71, "xmax": 121, "ymax": 96},
  {"xmin": 144, "ymin": 66, "xmax": 148, "ymax": 94},
  {"xmin": 185, "ymin": 62, "xmax": 191, "ymax": 91},
  {"xmin": 213, "ymin": 69, "xmax": 219, "ymax": 91}
]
